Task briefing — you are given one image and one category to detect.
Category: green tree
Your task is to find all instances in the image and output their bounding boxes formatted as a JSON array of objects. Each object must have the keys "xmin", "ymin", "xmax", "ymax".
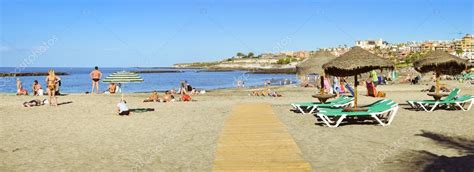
[
  {"xmin": 236, "ymin": 52, "xmax": 245, "ymax": 57},
  {"xmin": 455, "ymin": 49, "xmax": 464, "ymax": 56},
  {"xmin": 247, "ymin": 52, "xmax": 254, "ymax": 58}
]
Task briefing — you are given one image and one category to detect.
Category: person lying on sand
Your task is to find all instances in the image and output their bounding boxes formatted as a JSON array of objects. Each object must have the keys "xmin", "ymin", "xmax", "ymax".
[
  {"xmin": 23, "ymin": 99, "xmax": 46, "ymax": 107},
  {"xmin": 162, "ymin": 91, "xmax": 176, "ymax": 102},
  {"xmin": 268, "ymin": 89, "xmax": 282, "ymax": 97},
  {"xmin": 117, "ymin": 99, "xmax": 130, "ymax": 116},
  {"xmin": 250, "ymin": 89, "xmax": 282, "ymax": 97},
  {"xmin": 143, "ymin": 90, "xmax": 160, "ymax": 102}
]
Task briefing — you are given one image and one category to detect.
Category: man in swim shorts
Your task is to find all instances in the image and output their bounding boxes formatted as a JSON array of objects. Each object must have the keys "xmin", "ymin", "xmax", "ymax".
[{"xmin": 90, "ymin": 66, "xmax": 103, "ymax": 94}]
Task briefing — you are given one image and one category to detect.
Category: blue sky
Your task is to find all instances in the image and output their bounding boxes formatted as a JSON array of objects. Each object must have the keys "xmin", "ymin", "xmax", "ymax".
[{"xmin": 1, "ymin": 0, "xmax": 473, "ymax": 67}]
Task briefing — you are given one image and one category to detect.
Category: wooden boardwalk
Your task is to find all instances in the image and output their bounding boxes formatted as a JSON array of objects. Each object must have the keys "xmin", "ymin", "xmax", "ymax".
[{"xmin": 213, "ymin": 103, "xmax": 311, "ymax": 172}]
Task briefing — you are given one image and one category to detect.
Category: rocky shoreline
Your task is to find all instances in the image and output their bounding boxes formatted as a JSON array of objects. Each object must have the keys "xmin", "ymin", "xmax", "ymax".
[
  {"xmin": 132, "ymin": 70, "xmax": 184, "ymax": 74},
  {"xmin": 0, "ymin": 72, "xmax": 69, "ymax": 77}
]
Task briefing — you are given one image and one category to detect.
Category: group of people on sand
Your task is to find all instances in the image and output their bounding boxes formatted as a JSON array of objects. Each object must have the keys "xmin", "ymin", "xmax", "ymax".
[
  {"xmin": 142, "ymin": 80, "xmax": 199, "ymax": 103},
  {"xmin": 250, "ymin": 80, "xmax": 282, "ymax": 97},
  {"xmin": 119, "ymin": 81, "xmax": 199, "ymax": 116},
  {"xmin": 16, "ymin": 76, "xmax": 61, "ymax": 97},
  {"xmin": 19, "ymin": 66, "xmax": 101, "ymax": 107},
  {"xmin": 88, "ymin": 66, "xmax": 122, "ymax": 94},
  {"xmin": 143, "ymin": 90, "xmax": 181, "ymax": 102},
  {"xmin": 17, "ymin": 69, "xmax": 62, "ymax": 106},
  {"xmin": 300, "ymin": 70, "xmax": 394, "ymax": 98},
  {"xmin": 250, "ymin": 88, "xmax": 282, "ymax": 97}
]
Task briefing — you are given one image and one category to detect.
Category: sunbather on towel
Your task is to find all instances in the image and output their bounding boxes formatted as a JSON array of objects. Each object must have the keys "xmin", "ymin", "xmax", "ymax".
[
  {"xmin": 268, "ymin": 89, "xmax": 282, "ymax": 97},
  {"xmin": 143, "ymin": 90, "xmax": 160, "ymax": 102},
  {"xmin": 23, "ymin": 99, "xmax": 46, "ymax": 107}
]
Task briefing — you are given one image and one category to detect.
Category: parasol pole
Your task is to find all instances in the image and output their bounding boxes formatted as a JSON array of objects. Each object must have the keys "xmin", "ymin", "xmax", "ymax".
[
  {"xmin": 354, "ymin": 74, "xmax": 358, "ymax": 108},
  {"xmin": 435, "ymin": 72, "xmax": 440, "ymax": 94},
  {"xmin": 320, "ymin": 73, "xmax": 325, "ymax": 94}
]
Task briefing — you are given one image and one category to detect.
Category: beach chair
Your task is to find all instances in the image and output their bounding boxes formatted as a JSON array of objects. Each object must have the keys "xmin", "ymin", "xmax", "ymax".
[
  {"xmin": 406, "ymin": 88, "xmax": 461, "ymax": 112},
  {"xmin": 453, "ymin": 95, "xmax": 474, "ymax": 111},
  {"xmin": 315, "ymin": 99, "xmax": 399, "ymax": 128},
  {"xmin": 291, "ymin": 96, "xmax": 354, "ymax": 114}
]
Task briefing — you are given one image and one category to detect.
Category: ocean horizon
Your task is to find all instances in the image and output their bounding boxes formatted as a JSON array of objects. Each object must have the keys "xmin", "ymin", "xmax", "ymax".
[{"xmin": 0, "ymin": 67, "xmax": 298, "ymax": 93}]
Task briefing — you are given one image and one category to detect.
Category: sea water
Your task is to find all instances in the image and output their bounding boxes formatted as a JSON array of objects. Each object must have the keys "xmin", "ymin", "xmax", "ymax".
[{"xmin": 0, "ymin": 67, "xmax": 298, "ymax": 93}]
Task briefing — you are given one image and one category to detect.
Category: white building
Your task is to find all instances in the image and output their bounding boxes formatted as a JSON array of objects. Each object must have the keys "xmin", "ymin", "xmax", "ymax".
[{"xmin": 355, "ymin": 39, "xmax": 388, "ymax": 49}]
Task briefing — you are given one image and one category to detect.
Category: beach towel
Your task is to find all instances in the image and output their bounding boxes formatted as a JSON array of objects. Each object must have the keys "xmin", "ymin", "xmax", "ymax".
[
  {"xmin": 366, "ymin": 81, "xmax": 377, "ymax": 97},
  {"xmin": 182, "ymin": 94, "xmax": 192, "ymax": 102},
  {"xmin": 130, "ymin": 108, "xmax": 155, "ymax": 113},
  {"xmin": 345, "ymin": 83, "xmax": 354, "ymax": 97}
]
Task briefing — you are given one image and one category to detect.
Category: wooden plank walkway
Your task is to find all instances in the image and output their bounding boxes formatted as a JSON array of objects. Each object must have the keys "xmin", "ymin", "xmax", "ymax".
[{"xmin": 213, "ymin": 103, "xmax": 311, "ymax": 172}]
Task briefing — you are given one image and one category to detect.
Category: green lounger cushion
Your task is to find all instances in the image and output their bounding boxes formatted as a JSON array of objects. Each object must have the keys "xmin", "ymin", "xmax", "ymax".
[
  {"xmin": 407, "ymin": 88, "xmax": 460, "ymax": 104},
  {"xmin": 318, "ymin": 99, "xmax": 396, "ymax": 117},
  {"xmin": 293, "ymin": 96, "xmax": 350, "ymax": 107}
]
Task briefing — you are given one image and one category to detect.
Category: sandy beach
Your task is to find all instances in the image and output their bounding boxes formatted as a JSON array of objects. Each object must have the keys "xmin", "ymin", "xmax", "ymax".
[{"xmin": 1, "ymin": 80, "xmax": 473, "ymax": 171}]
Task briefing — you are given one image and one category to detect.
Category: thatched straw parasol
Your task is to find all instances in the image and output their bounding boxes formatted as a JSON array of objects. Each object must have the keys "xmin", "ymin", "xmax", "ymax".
[
  {"xmin": 323, "ymin": 46, "xmax": 395, "ymax": 107},
  {"xmin": 413, "ymin": 50, "xmax": 469, "ymax": 93},
  {"xmin": 296, "ymin": 51, "xmax": 336, "ymax": 76},
  {"xmin": 323, "ymin": 46, "xmax": 394, "ymax": 76}
]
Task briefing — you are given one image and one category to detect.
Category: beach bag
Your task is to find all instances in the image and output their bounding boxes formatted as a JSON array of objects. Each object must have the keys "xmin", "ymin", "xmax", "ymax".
[
  {"xmin": 182, "ymin": 94, "xmax": 192, "ymax": 102},
  {"xmin": 377, "ymin": 91, "xmax": 386, "ymax": 97}
]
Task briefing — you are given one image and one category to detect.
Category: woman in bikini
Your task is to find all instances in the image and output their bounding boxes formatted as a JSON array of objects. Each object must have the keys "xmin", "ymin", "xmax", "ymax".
[{"xmin": 45, "ymin": 69, "xmax": 58, "ymax": 106}]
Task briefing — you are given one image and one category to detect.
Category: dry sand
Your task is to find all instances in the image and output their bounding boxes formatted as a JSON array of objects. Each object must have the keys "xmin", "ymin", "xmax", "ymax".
[{"xmin": 1, "ymin": 80, "xmax": 473, "ymax": 171}]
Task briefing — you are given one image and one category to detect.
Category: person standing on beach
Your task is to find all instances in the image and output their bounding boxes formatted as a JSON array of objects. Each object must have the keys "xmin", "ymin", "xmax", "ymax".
[
  {"xmin": 90, "ymin": 66, "xmax": 102, "ymax": 94},
  {"xmin": 370, "ymin": 70, "xmax": 378, "ymax": 86},
  {"xmin": 332, "ymin": 76, "xmax": 340, "ymax": 98},
  {"xmin": 45, "ymin": 69, "xmax": 58, "ymax": 106}
]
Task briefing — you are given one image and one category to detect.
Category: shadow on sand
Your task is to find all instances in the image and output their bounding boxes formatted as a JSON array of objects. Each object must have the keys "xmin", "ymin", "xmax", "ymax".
[{"xmin": 383, "ymin": 130, "xmax": 474, "ymax": 171}]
